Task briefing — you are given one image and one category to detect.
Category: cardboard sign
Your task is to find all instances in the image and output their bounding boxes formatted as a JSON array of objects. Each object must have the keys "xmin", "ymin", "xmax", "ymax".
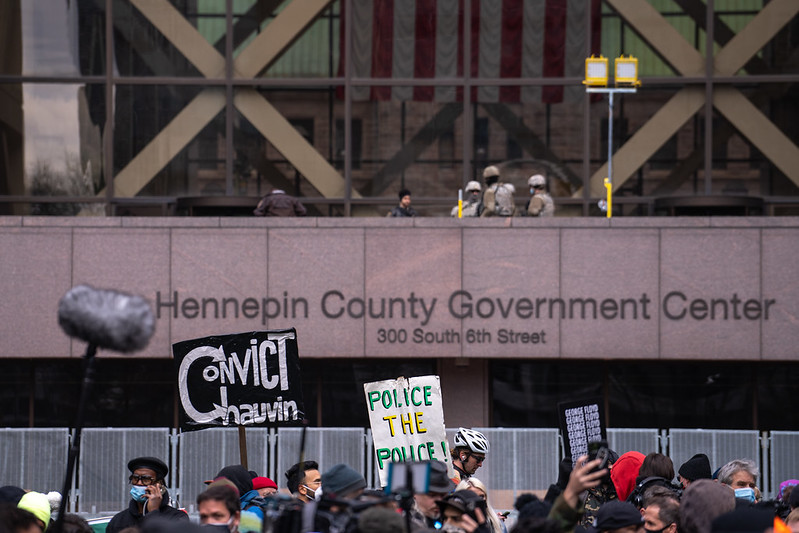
[
  {"xmin": 558, "ymin": 398, "xmax": 606, "ymax": 464},
  {"xmin": 173, "ymin": 329, "xmax": 304, "ymax": 430},
  {"xmin": 364, "ymin": 375, "xmax": 452, "ymax": 487}
]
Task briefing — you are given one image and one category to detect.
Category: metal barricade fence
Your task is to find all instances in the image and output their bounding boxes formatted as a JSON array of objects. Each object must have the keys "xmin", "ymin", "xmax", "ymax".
[
  {"xmin": 77, "ymin": 428, "xmax": 172, "ymax": 514},
  {"xmin": 0, "ymin": 428, "xmax": 69, "ymax": 495},
  {"xmin": 668, "ymin": 428, "xmax": 762, "ymax": 485},
  {"xmin": 768, "ymin": 431, "xmax": 799, "ymax": 499},
  {"xmin": 3, "ymin": 427, "xmax": 798, "ymax": 513},
  {"xmin": 274, "ymin": 427, "xmax": 368, "ymax": 494},
  {"xmin": 607, "ymin": 428, "xmax": 661, "ymax": 456},
  {"xmin": 177, "ymin": 427, "xmax": 271, "ymax": 513}
]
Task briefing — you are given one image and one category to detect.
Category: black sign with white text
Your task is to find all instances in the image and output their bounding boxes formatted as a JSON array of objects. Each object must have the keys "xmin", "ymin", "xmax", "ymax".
[
  {"xmin": 173, "ymin": 329, "xmax": 304, "ymax": 430},
  {"xmin": 558, "ymin": 398, "xmax": 606, "ymax": 463}
]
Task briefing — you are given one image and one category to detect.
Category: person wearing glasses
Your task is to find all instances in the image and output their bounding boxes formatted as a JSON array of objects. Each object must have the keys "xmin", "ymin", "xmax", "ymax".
[
  {"xmin": 450, "ymin": 428, "xmax": 490, "ymax": 484},
  {"xmin": 525, "ymin": 174, "xmax": 554, "ymax": 217},
  {"xmin": 106, "ymin": 456, "xmax": 188, "ymax": 533}
]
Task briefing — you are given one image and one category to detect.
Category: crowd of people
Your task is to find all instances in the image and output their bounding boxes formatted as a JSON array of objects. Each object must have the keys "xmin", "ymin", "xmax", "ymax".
[{"xmin": 2, "ymin": 428, "xmax": 798, "ymax": 533}]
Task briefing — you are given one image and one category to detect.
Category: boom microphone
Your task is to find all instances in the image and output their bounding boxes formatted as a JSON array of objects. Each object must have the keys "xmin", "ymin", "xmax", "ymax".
[{"xmin": 57, "ymin": 284, "xmax": 155, "ymax": 353}]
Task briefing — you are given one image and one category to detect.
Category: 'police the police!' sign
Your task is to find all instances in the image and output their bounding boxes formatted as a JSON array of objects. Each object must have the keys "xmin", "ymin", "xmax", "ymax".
[
  {"xmin": 173, "ymin": 329, "xmax": 304, "ymax": 430},
  {"xmin": 364, "ymin": 375, "xmax": 452, "ymax": 486}
]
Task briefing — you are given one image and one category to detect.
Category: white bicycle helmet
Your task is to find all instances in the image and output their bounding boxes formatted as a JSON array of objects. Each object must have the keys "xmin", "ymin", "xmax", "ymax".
[{"xmin": 453, "ymin": 427, "xmax": 490, "ymax": 454}]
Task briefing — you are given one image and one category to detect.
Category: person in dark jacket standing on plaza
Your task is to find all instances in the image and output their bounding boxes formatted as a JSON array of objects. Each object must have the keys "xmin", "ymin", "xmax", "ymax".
[
  {"xmin": 388, "ymin": 188, "xmax": 418, "ymax": 217},
  {"xmin": 106, "ymin": 456, "xmax": 188, "ymax": 533},
  {"xmin": 253, "ymin": 188, "xmax": 307, "ymax": 216}
]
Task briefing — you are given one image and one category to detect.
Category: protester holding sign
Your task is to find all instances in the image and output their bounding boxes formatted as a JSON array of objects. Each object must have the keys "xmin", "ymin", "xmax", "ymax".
[
  {"xmin": 173, "ymin": 329, "xmax": 304, "ymax": 430},
  {"xmin": 363, "ymin": 375, "xmax": 453, "ymax": 486}
]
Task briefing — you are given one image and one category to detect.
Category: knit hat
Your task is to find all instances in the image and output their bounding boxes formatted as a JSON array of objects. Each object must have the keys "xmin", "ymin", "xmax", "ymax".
[
  {"xmin": 357, "ymin": 506, "xmax": 406, "ymax": 533},
  {"xmin": 214, "ymin": 465, "xmax": 254, "ymax": 496},
  {"xmin": 18, "ymin": 491, "xmax": 51, "ymax": 530},
  {"xmin": 590, "ymin": 501, "xmax": 643, "ymax": 533},
  {"xmin": 710, "ymin": 507, "xmax": 774, "ymax": 533},
  {"xmin": 679, "ymin": 454, "xmax": 713, "ymax": 482},
  {"xmin": 679, "ymin": 479, "xmax": 736, "ymax": 533},
  {"xmin": 252, "ymin": 477, "xmax": 278, "ymax": 491},
  {"xmin": 610, "ymin": 451, "xmax": 645, "ymax": 501},
  {"xmin": 779, "ymin": 480, "xmax": 799, "ymax": 500},
  {"xmin": 207, "ymin": 477, "xmax": 240, "ymax": 497},
  {"xmin": 128, "ymin": 456, "xmax": 169, "ymax": 480},
  {"xmin": 321, "ymin": 463, "xmax": 366, "ymax": 498},
  {"xmin": 518, "ymin": 495, "xmax": 552, "ymax": 520},
  {"xmin": 0, "ymin": 485, "xmax": 25, "ymax": 504}
]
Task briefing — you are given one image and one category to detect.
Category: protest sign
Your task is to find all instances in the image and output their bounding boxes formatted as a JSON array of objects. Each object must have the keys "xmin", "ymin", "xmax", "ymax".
[
  {"xmin": 173, "ymin": 329, "xmax": 304, "ymax": 430},
  {"xmin": 364, "ymin": 375, "xmax": 452, "ymax": 486},
  {"xmin": 558, "ymin": 398, "xmax": 606, "ymax": 465}
]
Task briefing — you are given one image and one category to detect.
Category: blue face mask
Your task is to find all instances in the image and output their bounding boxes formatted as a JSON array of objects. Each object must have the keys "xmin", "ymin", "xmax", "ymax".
[
  {"xmin": 130, "ymin": 485, "xmax": 148, "ymax": 502},
  {"xmin": 734, "ymin": 487, "xmax": 756, "ymax": 502}
]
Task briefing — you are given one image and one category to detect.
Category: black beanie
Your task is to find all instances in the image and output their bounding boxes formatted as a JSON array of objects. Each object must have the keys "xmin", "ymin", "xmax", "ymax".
[
  {"xmin": 679, "ymin": 453, "xmax": 712, "ymax": 481},
  {"xmin": 0, "ymin": 485, "xmax": 25, "ymax": 504},
  {"xmin": 398, "ymin": 188, "xmax": 411, "ymax": 199},
  {"xmin": 215, "ymin": 464, "xmax": 254, "ymax": 496}
]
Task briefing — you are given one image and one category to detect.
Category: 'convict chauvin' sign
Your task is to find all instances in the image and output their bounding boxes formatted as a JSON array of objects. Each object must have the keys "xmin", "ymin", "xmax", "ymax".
[{"xmin": 173, "ymin": 329, "xmax": 304, "ymax": 431}]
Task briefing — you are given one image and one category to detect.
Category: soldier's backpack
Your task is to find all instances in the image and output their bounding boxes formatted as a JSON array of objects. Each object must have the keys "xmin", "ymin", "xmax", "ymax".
[{"xmin": 480, "ymin": 183, "xmax": 515, "ymax": 217}]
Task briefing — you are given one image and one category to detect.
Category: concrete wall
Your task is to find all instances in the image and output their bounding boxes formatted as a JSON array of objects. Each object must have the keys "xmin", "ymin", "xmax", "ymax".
[{"xmin": 1, "ymin": 215, "xmax": 798, "ymax": 361}]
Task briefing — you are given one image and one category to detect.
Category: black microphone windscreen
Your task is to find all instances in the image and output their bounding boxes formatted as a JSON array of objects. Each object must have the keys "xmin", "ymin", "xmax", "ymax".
[{"xmin": 58, "ymin": 285, "xmax": 155, "ymax": 353}]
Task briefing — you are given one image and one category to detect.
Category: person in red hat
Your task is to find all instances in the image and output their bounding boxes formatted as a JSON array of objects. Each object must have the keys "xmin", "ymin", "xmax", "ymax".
[{"xmin": 251, "ymin": 477, "xmax": 278, "ymax": 498}]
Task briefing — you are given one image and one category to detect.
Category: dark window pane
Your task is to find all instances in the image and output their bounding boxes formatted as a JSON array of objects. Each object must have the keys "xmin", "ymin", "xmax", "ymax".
[
  {"xmin": 300, "ymin": 359, "xmax": 436, "ymax": 427},
  {"xmin": 0, "ymin": 360, "xmax": 32, "ymax": 426},
  {"xmin": 491, "ymin": 360, "xmax": 602, "ymax": 428},
  {"xmin": 606, "ymin": 362, "xmax": 752, "ymax": 430}
]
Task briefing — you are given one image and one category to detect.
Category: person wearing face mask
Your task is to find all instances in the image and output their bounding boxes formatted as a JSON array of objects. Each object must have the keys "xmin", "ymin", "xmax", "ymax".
[
  {"xmin": 198, "ymin": 485, "xmax": 241, "ymax": 533},
  {"xmin": 284, "ymin": 460, "xmax": 322, "ymax": 503},
  {"xmin": 525, "ymin": 174, "xmax": 554, "ymax": 217},
  {"xmin": 106, "ymin": 456, "xmax": 188, "ymax": 533},
  {"xmin": 716, "ymin": 459, "xmax": 759, "ymax": 503},
  {"xmin": 641, "ymin": 493, "xmax": 679, "ymax": 533}
]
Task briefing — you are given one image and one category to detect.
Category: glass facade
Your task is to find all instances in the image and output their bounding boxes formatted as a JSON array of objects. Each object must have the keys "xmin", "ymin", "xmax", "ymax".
[
  {"xmin": 3, "ymin": 358, "xmax": 798, "ymax": 430},
  {"xmin": 1, "ymin": 0, "xmax": 797, "ymax": 216}
]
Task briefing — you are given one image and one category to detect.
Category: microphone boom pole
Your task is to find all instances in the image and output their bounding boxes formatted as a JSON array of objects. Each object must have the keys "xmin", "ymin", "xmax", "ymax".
[
  {"xmin": 51, "ymin": 341, "xmax": 97, "ymax": 533},
  {"xmin": 51, "ymin": 285, "xmax": 155, "ymax": 533}
]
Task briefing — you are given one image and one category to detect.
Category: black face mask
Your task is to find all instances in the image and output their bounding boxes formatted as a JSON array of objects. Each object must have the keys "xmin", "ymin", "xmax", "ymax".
[
  {"xmin": 202, "ymin": 526, "xmax": 231, "ymax": 533},
  {"xmin": 645, "ymin": 523, "xmax": 673, "ymax": 533}
]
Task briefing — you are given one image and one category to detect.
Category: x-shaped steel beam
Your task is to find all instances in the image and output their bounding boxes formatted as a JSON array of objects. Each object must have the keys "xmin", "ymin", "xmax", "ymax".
[
  {"xmin": 576, "ymin": 0, "xmax": 799, "ymax": 197},
  {"xmin": 99, "ymin": 0, "xmax": 357, "ymax": 200}
]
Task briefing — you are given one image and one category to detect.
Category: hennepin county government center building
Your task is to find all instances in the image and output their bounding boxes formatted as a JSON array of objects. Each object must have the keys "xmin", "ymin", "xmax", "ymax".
[{"xmin": 2, "ymin": 0, "xmax": 799, "ymax": 513}]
